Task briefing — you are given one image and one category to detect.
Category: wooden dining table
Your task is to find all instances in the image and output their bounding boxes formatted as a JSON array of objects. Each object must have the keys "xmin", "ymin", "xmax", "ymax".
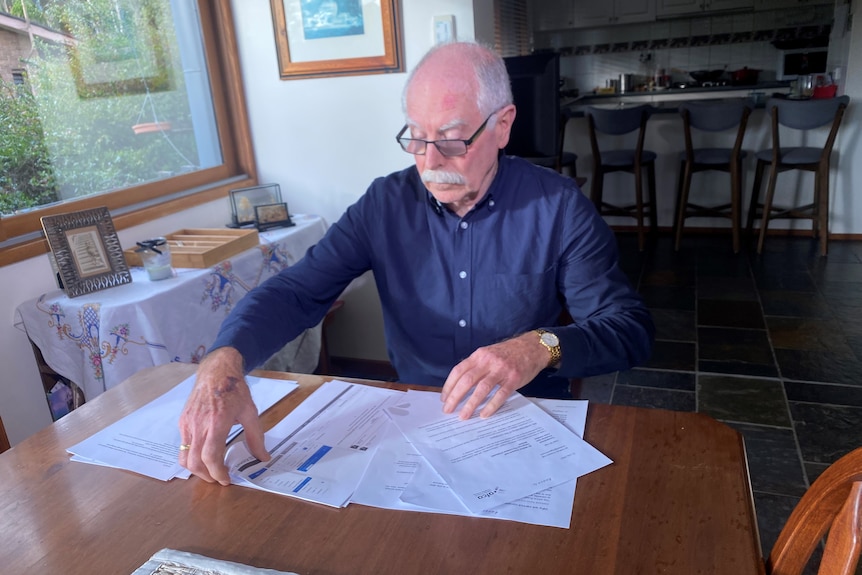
[{"xmin": 0, "ymin": 362, "xmax": 766, "ymax": 575}]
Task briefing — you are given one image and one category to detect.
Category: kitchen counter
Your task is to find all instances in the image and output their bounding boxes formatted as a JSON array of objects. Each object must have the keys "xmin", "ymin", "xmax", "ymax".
[{"xmin": 563, "ymin": 81, "xmax": 793, "ymax": 115}]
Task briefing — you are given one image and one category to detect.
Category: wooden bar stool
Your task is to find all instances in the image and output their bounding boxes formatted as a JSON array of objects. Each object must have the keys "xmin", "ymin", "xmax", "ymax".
[
  {"xmin": 674, "ymin": 99, "xmax": 752, "ymax": 253},
  {"xmin": 585, "ymin": 104, "xmax": 657, "ymax": 251},
  {"xmin": 746, "ymin": 95, "xmax": 850, "ymax": 256}
]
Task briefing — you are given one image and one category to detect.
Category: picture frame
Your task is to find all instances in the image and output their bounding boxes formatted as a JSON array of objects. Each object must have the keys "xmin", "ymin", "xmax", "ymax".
[
  {"xmin": 40, "ymin": 207, "xmax": 132, "ymax": 298},
  {"xmin": 229, "ymin": 183, "xmax": 283, "ymax": 227},
  {"xmin": 269, "ymin": 0, "xmax": 404, "ymax": 80},
  {"xmin": 254, "ymin": 202, "xmax": 295, "ymax": 232}
]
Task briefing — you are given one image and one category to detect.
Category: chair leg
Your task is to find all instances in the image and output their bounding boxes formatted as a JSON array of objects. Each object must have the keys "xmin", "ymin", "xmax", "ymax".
[
  {"xmin": 672, "ymin": 160, "xmax": 685, "ymax": 240},
  {"xmin": 647, "ymin": 162, "xmax": 658, "ymax": 239},
  {"xmin": 730, "ymin": 159, "xmax": 741, "ymax": 254},
  {"xmin": 634, "ymin": 166, "xmax": 646, "ymax": 251},
  {"xmin": 590, "ymin": 166, "xmax": 604, "ymax": 214},
  {"xmin": 758, "ymin": 164, "xmax": 780, "ymax": 255},
  {"xmin": 818, "ymin": 165, "xmax": 830, "ymax": 257},
  {"xmin": 675, "ymin": 162, "xmax": 693, "ymax": 252},
  {"xmin": 747, "ymin": 160, "xmax": 766, "ymax": 241}
]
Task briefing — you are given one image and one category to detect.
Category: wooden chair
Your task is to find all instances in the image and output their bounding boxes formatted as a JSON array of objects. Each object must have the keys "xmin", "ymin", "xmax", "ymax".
[
  {"xmin": 585, "ymin": 104, "xmax": 657, "ymax": 252},
  {"xmin": 766, "ymin": 446, "xmax": 862, "ymax": 575},
  {"xmin": 674, "ymin": 99, "xmax": 752, "ymax": 253},
  {"xmin": 746, "ymin": 96, "xmax": 849, "ymax": 256}
]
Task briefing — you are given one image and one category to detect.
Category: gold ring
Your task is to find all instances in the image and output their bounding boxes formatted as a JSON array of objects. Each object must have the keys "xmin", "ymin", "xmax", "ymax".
[{"xmin": 179, "ymin": 444, "xmax": 191, "ymax": 451}]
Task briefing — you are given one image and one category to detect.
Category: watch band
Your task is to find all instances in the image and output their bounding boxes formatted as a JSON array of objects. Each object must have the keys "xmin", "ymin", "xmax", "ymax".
[{"xmin": 535, "ymin": 329, "xmax": 561, "ymax": 368}]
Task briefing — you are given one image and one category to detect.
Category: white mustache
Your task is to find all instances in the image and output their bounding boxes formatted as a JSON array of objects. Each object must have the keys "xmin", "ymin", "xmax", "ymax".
[{"xmin": 421, "ymin": 169, "xmax": 466, "ymax": 185}]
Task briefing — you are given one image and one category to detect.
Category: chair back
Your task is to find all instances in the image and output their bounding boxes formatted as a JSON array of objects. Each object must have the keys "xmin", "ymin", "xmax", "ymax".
[
  {"xmin": 767, "ymin": 446, "xmax": 862, "ymax": 575},
  {"xmin": 679, "ymin": 99, "xmax": 752, "ymax": 132},
  {"xmin": 585, "ymin": 104, "xmax": 652, "ymax": 136},
  {"xmin": 767, "ymin": 95, "xmax": 850, "ymax": 130},
  {"xmin": 679, "ymin": 100, "xmax": 752, "ymax": 161}
]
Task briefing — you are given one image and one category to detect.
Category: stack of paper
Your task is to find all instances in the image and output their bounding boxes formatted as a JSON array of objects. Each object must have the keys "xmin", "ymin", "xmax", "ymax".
[
  {"xmin": 67, "ymin": 375, "xmax": 298, "ymax": 481},
  {"xmin": 226, "ymin": 380, "xmax": 611, "ymax": 528},
  {"xmin": 132, "ymin": 548, "xmax": 300, "ymax": 575}
]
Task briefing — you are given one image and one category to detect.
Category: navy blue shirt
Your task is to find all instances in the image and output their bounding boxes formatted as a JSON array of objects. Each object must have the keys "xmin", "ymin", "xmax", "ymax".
[{"xmin": 212, "ymin": 155, "xmax": 654, "ymax": 398}]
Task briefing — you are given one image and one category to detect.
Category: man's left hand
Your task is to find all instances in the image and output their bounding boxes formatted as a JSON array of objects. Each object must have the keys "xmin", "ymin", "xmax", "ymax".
[{"xmin": 440, "ymin": 332, "xmax": 551, "ymax": 420}]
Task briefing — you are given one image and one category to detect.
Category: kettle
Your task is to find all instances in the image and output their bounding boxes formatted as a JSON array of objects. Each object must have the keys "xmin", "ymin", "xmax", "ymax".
[
  {"xmin": 796, "ymin": 74, "xmax": 815, "ymax": 98},
  {"xmin": 619, "ymin": 74, "xmax": 634, "ymax": 93}
]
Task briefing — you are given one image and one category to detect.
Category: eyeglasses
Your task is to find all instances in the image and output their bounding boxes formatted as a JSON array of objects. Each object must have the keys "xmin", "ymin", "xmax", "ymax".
[{"xmin": 396, "ymin": 114, "xmax": 493, "ymax": 157}]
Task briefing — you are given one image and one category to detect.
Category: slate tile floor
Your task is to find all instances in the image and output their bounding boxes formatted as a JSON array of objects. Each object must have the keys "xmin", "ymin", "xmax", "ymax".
[
  {"xmin": 329, "ymin": 233, "xmax": 862, "ymax": 567},
  {"xmin": 578, "ymin": 233, "xmax": 862, "ymax": 566}
]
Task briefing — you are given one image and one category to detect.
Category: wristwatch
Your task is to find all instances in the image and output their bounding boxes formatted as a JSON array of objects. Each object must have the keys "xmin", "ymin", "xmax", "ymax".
[{"xmin": 535, "ymin": 329, "xmax": 561, "ymax": 368}]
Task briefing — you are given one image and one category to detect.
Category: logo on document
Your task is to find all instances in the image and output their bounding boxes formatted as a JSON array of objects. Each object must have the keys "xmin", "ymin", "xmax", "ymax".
[{"xmin": 476, "ymin": 486, "xmax": 500, "ymax": 500}]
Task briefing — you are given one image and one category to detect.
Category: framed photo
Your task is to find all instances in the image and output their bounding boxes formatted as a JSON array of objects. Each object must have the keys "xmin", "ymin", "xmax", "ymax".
[
  {"xmin": 229, "ymin": 183, "xmax": 283, "ymax": 227},
  {"xmin": 255, "ymin": 202, "xmax": 295, "ymax": 231},
  {"xmin": 40, "ymin": 207, "xmax": 132, "ymax": 298},
  {"xmin": 270, "ymin": 0, "xmax": 404, "ymax": 80}
]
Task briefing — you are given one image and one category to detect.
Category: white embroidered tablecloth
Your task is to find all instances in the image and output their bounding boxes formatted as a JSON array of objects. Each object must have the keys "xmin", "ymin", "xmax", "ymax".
[{"xmin": 15, "ymin": 214, "xmax": 328, "ymax": 401}]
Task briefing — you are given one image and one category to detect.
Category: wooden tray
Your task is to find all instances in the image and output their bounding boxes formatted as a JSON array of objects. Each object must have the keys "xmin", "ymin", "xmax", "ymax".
[{"xmin": 124, "ymin": 228, "xmax": 260, "ymax": 269}]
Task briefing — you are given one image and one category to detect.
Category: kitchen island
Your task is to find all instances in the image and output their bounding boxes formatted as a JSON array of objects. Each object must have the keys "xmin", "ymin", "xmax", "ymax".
[{"xmin": 559, "ymin": 81, "xmax": 840, "ymax": 236}]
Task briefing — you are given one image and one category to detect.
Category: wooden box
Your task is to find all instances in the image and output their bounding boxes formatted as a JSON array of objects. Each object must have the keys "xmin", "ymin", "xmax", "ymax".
[{"xmin": 124, "ymin": 228, "xmax": 260, "ymax": 269}]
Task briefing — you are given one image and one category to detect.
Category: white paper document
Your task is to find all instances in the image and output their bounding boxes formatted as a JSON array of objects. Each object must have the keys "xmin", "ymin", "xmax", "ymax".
[
  {"xmin": 67, "ymin": 374, "xmax": 298, "ymax": 481},
  {"xmin": 225, "ymin": 379, "xmax": 401, "ymax": 507},
  {"xmin": 383, "ymin": 390, "xmax": 612, "ymax": 514},
  {"xmin": 351, "ymin": 398, "xmax": 600, "ymax": 528}
]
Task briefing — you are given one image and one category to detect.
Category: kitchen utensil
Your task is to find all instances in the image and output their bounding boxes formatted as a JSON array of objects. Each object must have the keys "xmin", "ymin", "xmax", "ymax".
[
  {"xmin": 797, "ymin": 74, "xmax": 815, "ymax": 98},
  {"xmin": 619, "ymin": 73, "xmax": 634, "ymax": 93},
  {"xmin": 687, "ymin": 68, "xmax": 726, "ymax": 83},
  {"xmin": 730, "ymin": 67, "xmax": 760, "ymax": 85}
]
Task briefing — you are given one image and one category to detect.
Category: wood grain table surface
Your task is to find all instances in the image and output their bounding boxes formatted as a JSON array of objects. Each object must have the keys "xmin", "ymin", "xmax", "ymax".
[{"xmin": 0, "ymin": 362, "xmax": 766, "ymax": 575}]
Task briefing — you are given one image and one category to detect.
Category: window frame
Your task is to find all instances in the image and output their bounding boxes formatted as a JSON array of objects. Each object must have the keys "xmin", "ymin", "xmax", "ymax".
[{"xmin": 0, "ymin": 0, "xmax": 258, "ymax": 267}]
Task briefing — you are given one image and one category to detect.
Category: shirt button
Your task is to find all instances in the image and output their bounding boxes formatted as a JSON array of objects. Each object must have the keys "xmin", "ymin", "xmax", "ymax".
[
  {"xmin": 489, "ymin": 200, "xmax": 496, "ymax": 207},
  {"xmin": 459, "ymin": 271, "xmax": 467, "ymax": 279},
  {"xmin": 458, "ymin": 319, "xmax": 467, "ymax": 327},
  {"xmin": 460, "ymin": 221, "xmax": 469, "ymax": 230}
]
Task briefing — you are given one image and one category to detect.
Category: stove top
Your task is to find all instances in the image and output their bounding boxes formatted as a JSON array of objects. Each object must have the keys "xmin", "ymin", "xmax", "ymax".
[{"xmin": 671, "ymin": 80, "xmax": 731, "ymax": 89}]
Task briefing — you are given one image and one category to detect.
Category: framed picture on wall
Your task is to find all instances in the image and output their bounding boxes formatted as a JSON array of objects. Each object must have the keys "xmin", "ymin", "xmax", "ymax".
[
  {"xmin": 269, "ymin": 0, "xmax": 404, "ymax": 80},
  {"xmin": 40, "ymin": 207, "xmax": 132, "ymax": 297}
]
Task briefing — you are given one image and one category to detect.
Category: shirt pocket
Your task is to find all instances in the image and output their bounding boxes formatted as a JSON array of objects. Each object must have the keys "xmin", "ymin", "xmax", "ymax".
[{"xmin": 473, "ymin": 266, "xmax": 558, "ymax": 333}]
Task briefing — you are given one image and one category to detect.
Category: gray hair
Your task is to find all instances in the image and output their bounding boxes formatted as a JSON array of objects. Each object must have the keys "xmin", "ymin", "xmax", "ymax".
[{"xmin": 402, "ymin": 41, "xmax": 513, "ymax": 118}]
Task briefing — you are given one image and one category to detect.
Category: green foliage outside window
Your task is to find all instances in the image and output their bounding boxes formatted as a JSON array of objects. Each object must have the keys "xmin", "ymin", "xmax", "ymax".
[{"xmin": 0, "ymin": 0, "xmax": 201, "ymax": 217}]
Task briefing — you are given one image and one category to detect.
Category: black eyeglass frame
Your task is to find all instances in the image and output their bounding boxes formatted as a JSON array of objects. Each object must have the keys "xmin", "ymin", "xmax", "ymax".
[{"xmin": 395, "ymin": 113, "xmax": 495, "ymax": 157}]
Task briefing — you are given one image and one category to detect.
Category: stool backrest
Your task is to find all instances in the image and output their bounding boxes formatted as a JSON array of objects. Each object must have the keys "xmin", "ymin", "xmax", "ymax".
[
  {"xmin": 767, "ymin": 95, "xmax": 850, "ymax": 130},
  {"xmin": 766, "ymin": 96, "xmax": 849, "ymax": 164},
  {"xmin": 585, "ymin": 104, "xmax": 653, "ymax": 136},
  {"xmin": 679, "ymin": 99, "xmax": 752, "ymax": 132},
  {"xmin": 679, "ymin": 100, "xmax": 752, "ymax": 161}
]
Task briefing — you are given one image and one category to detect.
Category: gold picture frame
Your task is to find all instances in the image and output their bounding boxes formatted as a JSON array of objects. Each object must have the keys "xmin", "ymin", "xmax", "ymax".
[
  {"xmin": 270, "ymin": 0, "xmax": 404, "ymax": 80},
  {"xmin": 41, "ymin": 207, "xmax": 132, "ymax": 298}
]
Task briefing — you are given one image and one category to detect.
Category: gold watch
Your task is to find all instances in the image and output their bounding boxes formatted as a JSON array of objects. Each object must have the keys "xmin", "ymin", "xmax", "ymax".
[{"xmin": 535, "ymin": 329, "xmax": 561, "ymax": 368}]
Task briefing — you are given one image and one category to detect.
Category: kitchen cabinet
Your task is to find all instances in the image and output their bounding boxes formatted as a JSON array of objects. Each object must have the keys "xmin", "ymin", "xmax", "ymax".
[
  {"xmin": 755, "ymin": 0, "xmax": 832, "ymax": 10},
  {"xmin": 657, "ymin": 0, "xmax": 752, "ymax": 17},
  {"xmin": 531, "ymin": 0, "xmax": 577, "ymax": 31},
  {"xmin": 572, "ymin": 0, "xmax": 655, "ymax": 27}
]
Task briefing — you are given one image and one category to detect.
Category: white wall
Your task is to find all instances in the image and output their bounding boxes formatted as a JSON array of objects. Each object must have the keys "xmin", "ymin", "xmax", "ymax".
[{"xmin": 0, "ymin": 0, "xmax": 479, "ymax": 445}]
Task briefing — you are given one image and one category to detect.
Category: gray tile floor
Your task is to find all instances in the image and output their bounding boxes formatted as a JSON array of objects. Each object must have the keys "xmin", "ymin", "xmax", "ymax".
[{"xmin": 575, "ymin": 233, "xmax": 862, "ymax": 565}]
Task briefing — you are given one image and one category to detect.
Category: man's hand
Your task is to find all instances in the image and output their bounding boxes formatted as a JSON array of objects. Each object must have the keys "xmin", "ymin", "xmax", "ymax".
[
  {"xmin": 440, "ymin": 332, "xmax": 551, "ymax": 420},
  {"xmin": 178, "ymin": 347, "xmax": 270, "ymax": 485}
]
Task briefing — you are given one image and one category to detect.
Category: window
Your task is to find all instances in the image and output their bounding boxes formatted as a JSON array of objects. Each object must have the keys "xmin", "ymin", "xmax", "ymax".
[
  {"xmin": 0, "ymin": 0, "xmax": 256, "ymax": 266},
  {"xmin": 494, "ymin": 0, "xmax": 530, "ymax": 58}
]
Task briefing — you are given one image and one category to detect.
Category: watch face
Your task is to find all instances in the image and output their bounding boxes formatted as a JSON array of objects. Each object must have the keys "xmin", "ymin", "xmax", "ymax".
[{"xmin": 541, "ymin": 332, "xmax": 559, "ymax": 347}]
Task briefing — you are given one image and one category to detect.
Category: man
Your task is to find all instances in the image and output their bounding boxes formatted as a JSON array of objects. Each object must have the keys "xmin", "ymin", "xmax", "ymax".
[{"xmin": 179, "ymin": 41, "xmax": 653, "ymax": 485}]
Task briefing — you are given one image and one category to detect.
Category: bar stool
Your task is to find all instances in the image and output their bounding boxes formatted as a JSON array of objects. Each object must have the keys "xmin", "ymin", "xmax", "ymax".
[
  {"xmin": 585, "ymin": 104, "xmax": 657, "ymax": 251},
  {"xmin": 746, "ymin": 95, "xmax": 849, "ymax": 256},
  {"xmin": 674, "ymin": 99, "xmax": 752, "ymax": 253}
]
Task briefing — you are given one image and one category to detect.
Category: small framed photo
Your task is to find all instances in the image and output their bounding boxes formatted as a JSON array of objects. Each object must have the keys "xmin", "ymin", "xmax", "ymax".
[
  {"xmin": 254, "ymin": 202, "xmax": 295, "ymax": 232},
  {"xmin": 40, "ymin": 207, "xmax": 132, "ymax": 298},
  {"xmin": 229, "ymin": 183, "xmax": 282, "ymax": 226}
]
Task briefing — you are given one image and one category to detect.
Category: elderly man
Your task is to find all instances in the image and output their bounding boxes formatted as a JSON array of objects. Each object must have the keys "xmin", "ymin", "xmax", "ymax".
[{"xmin": 179, "ymin": 41, "xmax": 653, "ymax": 485}]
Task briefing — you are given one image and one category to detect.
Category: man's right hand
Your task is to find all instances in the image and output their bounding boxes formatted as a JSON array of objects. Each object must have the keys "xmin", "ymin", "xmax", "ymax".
[{"xmin": 178, "ymin": 346, "xmax": 270, "ymax": 485}]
